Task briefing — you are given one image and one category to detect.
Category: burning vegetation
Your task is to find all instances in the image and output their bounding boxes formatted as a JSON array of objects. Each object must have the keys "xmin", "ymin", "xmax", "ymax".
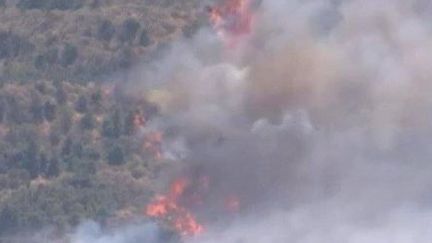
[
  {"xmin": 145, "ymin": 170, "xmax": 244, "ymax": 238},
  {"xmin": 146, "ymin": 178, "xmax": 204, "ymax": 236}
]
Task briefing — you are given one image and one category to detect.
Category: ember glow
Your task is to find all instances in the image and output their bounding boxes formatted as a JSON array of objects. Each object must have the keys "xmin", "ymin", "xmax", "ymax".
[
  {"xmin": 207, "ymin": 0, "xmax": 253, "ymax": 46},
  {"xmin": 145, "ymin": 178, "xmax": 204, "ymax": 236}
]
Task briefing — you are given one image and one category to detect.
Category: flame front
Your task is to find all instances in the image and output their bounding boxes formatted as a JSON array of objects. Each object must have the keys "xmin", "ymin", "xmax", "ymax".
[{"xmin": 145, "ymin": 178, "xmax": 203, "ymax": 236}]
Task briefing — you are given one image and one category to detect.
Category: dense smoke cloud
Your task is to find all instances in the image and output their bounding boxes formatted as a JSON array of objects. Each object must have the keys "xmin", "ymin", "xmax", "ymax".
[{"xmin": 77, "ymin": 0, "xmax": 432, "ymax": 242}]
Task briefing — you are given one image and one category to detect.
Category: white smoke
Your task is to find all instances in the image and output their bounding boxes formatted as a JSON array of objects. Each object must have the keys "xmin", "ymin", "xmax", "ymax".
[{"xmin": 73, "ymin": 0, "xmax": 432, "ymax": 242}]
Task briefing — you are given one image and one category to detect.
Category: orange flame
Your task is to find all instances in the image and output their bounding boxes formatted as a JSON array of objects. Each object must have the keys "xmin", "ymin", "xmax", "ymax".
[
  {"xmin": 146, "ymin": 175, "xmax": 243, "ymax": 236},
  {"xmin": 145, "ymin": 178, "xmax": 204, "ymax": 236}
]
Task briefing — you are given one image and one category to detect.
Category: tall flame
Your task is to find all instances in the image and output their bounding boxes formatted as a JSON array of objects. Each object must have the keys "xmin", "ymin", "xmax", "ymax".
[{"xmin": 145, "ymin": 178, "xmax": 204, "ymax": 236}]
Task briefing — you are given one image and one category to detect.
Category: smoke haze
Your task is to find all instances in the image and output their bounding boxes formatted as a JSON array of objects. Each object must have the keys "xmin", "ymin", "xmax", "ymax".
[{"xmin": 74, "ymin": 0, "xmax": 432, "ymax": 242}]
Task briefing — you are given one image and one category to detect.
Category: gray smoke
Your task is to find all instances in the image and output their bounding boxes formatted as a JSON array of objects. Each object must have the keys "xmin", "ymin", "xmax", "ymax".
[
  {"xmin": 71, "ymin": 222, "xmax": 161, "ymax": 243},
  {"xmin": 77, "ymin": 0, "xmax": 432, "ymax": 242}
]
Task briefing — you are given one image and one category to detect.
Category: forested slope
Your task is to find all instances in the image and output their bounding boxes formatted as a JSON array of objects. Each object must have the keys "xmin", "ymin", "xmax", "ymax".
[{"xmin": 0, "ymin": 0, "xmax": 201, "ymax": 237}]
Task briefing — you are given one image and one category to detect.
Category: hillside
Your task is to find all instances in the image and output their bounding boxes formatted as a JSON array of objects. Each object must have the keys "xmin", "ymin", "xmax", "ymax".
[
  {"xmin": 0, "ymin": 0, "xmax": 202, "ymax": 239},
  {"xmin": 0, "ymin": 0, "xmax": 201, "ymax": 83}
]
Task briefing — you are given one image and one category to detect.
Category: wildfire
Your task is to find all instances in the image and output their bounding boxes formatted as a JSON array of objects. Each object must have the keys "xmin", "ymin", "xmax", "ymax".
[
  {"xmin": 143, "ymin": 131, "xmax": 163, "ymax": 160},
  {"xmin": 207, "ymin": 0, "xmax": 253, "ymax": 45},
  {"xmin": 145, "ymin": 175, "xmax": 244, "ymax": 237},
  {"xmin": 146, "ymin": 178, "xmax": 204, "ymax": 236}
]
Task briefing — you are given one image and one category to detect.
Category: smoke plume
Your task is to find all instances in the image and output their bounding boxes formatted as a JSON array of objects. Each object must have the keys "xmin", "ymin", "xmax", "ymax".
[{"xmin": 77, "ymin": 0, "xmax": 432, "ymax": 242}]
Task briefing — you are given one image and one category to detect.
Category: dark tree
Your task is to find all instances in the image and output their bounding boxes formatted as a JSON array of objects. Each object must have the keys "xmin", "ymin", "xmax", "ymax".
[
  {"xmin": 30, "ymin": 103, "xmax": 44, "ymax": 124},
  {"xmin": 0, "ymin": 99, "xmax": 5, "ymax": 123},
  {"xmin": 60, "ymin": 43, "xmax": 78, "ymax": 67},
  {"xmin": 102, "ymin": 118, "xmax": 119, "ymax": 138},
  {"xmin": 55, "ymin": 85, "xmax": 68, "ymax": 105},
  {"xmin": 123, "ymin": 110, "xmax": 136, "ymax": 136},
  {"xmin": 97, "ymin": 20, "xmax": 115, "ymax": 42},
  {"xmin": 61, "ymin": 137, "xmax": 73, "ymax": 156},
  {"xmin": 0, "ymin": 31, "xmax": 33, "ymax": 59},
  {"xmin": 118, "ymin": 18, "xmax": 140, "ymax": 43},
  {"xmin": 75, "ymin": 95, "xmax": 88, "ymax": 113},
  {"xmin": 107, "ymin": 145, "xmax": 124, "ymax": 166},
  {"xmin": 80, "ymin": 112, "xmax": 95, "ymax": 130},
  {"xmin": 43, "ymin": 101, "xmax": 57, "ymax": 121},
  {"xmin": 139, "ymin": 30, "xmax": 151, "ymax": 46},
  {"xmin": 46, "ymin": 159, "xmax": 60, "ymax": 178},
  {"xmin": 90, "ymin": 90, "xmax": 102, "ymax": 107}
]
